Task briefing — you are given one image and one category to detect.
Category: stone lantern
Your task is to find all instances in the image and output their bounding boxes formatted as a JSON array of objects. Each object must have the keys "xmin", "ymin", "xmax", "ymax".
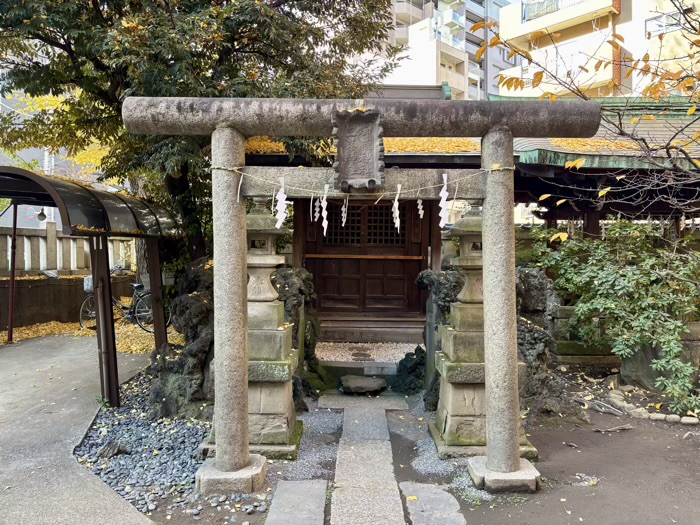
[
  {"xmin": 246, "ymin": 199, "xmax": 288, "ymax": 302},
  {"xmin": 449, "ymin": 202, "xmax": 484, "ymax": 304},
  {"xmin": 245, "ymin": 198, "xmax": 299, "ymax": 455},
  {"xmin": 431, "ymin": 201, "xmax": 536, "ymax": 461}
]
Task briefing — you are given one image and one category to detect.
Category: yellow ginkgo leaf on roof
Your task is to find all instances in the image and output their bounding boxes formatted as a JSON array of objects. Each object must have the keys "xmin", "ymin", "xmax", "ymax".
[
  {"xmin": 631, "ymin": 117, "xmax": 640, "ymax": 125},
  {"xmin": 565, "ymin": 158, "xmax": 586, "ymax": 170},
  {"xmin": 406, "ymin": 496, "xmax": 418, "ymax": 502},
  {"xmin": 688, "ymin": 105, "xmax": 697, "ymax": 116},
  {"xmin": 598, "ymin": 187, "xmax": 611, "ymax": 197}
]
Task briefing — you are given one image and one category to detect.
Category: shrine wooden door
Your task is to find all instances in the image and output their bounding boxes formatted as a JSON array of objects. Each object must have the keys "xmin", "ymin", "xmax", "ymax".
[{"xmin": 301, "ymin": 200, "xmax": 431, "ymax": 315}]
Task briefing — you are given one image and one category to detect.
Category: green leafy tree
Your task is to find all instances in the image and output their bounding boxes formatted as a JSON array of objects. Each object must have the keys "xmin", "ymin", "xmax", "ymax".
[
  {"xmin": 0, "ymin": 0, "xmax": 400, "ymax": 256},
  {"xmin": 535, "ymin": 222, "xmax": 700, "ymax": 413}
]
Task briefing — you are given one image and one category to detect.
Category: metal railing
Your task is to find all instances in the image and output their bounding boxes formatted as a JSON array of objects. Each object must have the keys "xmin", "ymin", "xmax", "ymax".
[{"xmin": 521, "ymin": 0, "xmax": 586, "ymax": 22}]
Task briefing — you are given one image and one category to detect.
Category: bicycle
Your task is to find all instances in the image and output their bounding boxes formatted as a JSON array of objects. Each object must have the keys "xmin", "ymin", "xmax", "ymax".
[{"xmin": 79, "ymin": 267, "xmax": 172, "ymax": 333}]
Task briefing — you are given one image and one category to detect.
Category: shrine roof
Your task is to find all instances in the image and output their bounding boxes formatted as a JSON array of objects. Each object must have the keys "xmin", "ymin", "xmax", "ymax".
[{"xmin": 245, "ymin": 97, "xmax": 699, "ymax": 169}]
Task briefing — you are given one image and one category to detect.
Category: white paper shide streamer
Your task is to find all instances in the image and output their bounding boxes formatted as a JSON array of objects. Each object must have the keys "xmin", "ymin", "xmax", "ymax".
[
  {"xmin": 417, "ymin": 198, "xmax": 424, "ymax": 219},
  {"xmin": 341, "ymin": 195, "xmax": 349, "ymax": 227},
  {"xmin": 314, "ymin": 197, "xmax": 321, "ymax": 222},
  {"xmin": 438, "ymin": 173, "xmax": 449, "ymax": 228},
  {"xmin": 321, "ymin": 184, "xmax": 329, "ymax": 236},
  {"xmin": 393, "ymin": 184, "xmax": 401, "ymax": 233},
  {"xmin": 274, "ymin": 177, "xmax": 288, "ymax": 229}
]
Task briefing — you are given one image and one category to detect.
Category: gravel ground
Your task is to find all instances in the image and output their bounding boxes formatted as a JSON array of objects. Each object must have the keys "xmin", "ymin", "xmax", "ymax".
[
  {"xmin": 316, "ymin": 342, "xmax": 420, "ymax": 363},
  {"xmin": 448, "ymin": 467, "xmax": 494, "ymax": 505},
  {"xmin": 411, "ymin": 438, "xmax": 455, "ymax": 476},
  {"xmin": 74, "ymin": 373, "xmax": 210, "ymax": 515},
  {"xmin": 268, "ymin": 398, "xmax": 343, "ymax": 481}
]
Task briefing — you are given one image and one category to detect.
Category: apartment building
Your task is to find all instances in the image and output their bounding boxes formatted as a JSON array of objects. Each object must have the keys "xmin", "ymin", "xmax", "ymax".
[
  {"xmin": 385, "ymin": 0, "xmax": 517, "ymax": 99},
  {"xmin": 497, "ymin": 0, "xmax": 700, "ymax": 97}
]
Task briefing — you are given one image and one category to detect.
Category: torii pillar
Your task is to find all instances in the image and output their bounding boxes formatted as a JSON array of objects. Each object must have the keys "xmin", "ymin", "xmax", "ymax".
[{"xmin": 122, "ymin": 97, "xmax": 601, "ymax": 494}]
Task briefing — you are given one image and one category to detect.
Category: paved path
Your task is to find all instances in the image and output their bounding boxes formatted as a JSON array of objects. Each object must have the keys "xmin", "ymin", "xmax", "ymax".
[
  {"xmin": 320, "ymin": 394, "xmax": 408, "ymax": 525},
  {"xmin": 0, "ymin": 336, "xmax": 150, "ymax": 525},
  {"xmin": 266, "ymin": 480, "xmax": 328, "ymax": 525},
  {"xmin": 399, "ymin": 482, "xmax": 466, "ymax": 525}
]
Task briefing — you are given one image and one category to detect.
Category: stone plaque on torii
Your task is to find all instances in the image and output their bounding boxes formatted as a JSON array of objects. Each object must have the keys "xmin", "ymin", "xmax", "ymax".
[{"xmin": 122, "ymin": 97, "xmax": 601, "ymax": 493}]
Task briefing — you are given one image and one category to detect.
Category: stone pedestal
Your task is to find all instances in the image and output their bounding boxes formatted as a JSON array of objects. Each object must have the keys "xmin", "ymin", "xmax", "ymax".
[{"xmin": 431, "ymin": 207, "xmax": 536, "ymax": 460}]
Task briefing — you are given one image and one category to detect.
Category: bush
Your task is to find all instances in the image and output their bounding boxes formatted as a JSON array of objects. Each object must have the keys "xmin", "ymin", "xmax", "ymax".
[{"xmin": 534, "ymin": 221, "xmax": 700, "ymax": 413}]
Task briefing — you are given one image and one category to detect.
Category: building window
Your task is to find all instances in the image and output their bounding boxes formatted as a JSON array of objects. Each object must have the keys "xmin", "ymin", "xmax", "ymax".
[{"xmin": 645, "ymin": 11, "xmax": 685, "ymax": 37}]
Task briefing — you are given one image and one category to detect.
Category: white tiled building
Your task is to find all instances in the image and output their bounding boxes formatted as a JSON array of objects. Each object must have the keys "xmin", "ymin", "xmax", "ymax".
[{"xmin": 385, "ymin": 1, "xmax": 518, "ymax": 100}]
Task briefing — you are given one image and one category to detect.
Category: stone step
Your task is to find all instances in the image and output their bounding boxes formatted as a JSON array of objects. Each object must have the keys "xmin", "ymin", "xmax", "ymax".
[
  {"xmin": 399, "ymin": 482, "xmax": 466, "ymax": 525},
  {"xmin": 266, "ymin": 480, "xmax": 328, "ymax": 525},
  {"xmin": 320, "ymin": 326, "xmax": 423, "ymax": 344}
]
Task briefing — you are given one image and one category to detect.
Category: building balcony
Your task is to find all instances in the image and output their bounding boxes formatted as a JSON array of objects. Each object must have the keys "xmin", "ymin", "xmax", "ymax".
[
  {"xmin": 437, "ymin": 31, "xmax": 466, "ymax": 52},
  {"xmin": 441, "ymin": 8, "xmax": 466, "ymax": 30},
  {"xmin": 464, "ymin": 0, "xmax": 485, "ymax": 20},
  {"xmin": 439, "ymin": 66, "xmax": 467, "ymax": 94},
  {"xmin": 395, "ymin": 0, "xmax": 424, "ymax": 24},
  {"xmin": 500, "ymin": 0, "xmax": 620, "ymax": 47},
  {"xmin": 395, "ymin": 26, "xmax": 409, "ymax": 44},
  {"xmin": 468, "ymin": 63, "xmax": 483, "ymax": 81},
  {"xmin": 498, "ymin": 32, "xmax": 628, "ymax": 97},
  {"xmin": 465, "ymin": 40, "xmax": 482, "ymax": 58}
]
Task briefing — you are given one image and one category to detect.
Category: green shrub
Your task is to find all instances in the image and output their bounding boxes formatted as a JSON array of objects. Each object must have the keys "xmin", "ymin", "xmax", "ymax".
[{"xmin": 534, "ymin": 221, "xmax": 700, "ymax": 413}]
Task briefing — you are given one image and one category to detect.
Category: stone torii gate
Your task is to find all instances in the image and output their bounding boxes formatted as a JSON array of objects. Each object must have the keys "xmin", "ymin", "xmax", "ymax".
[{"xmin": 122, "ymin": 97, "xmax": 601, "ymax": 493}]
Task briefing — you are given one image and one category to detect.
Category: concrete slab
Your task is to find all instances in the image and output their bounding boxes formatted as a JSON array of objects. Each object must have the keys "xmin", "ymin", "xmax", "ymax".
[
  {"xmin": 466, "ymin": 456, "xmax": 541, "ymax": 493},
  {"xmin": 334, "ymin": 439, "xmax": 397, "ymax": 486},
  {"xmin": 331, "ymin": 484, "xmax": 406, "ymax": 525},
  {"xmin": 319, "ymin": 393, "xmax": 408, "ymax": 410},
  {"xmin": 341, "ymin": 408, "xmax": 390, "ymax": 441},
  {"xmin": 0, "ymin": 335, "xmax": 150, "ymax": 525},
  {"xmin": 266, "ymin": 480, "xmax": 328, "ymax": 525},
  {"xmin": 399, "ymin": 481, "xmax": 466, "ymax": 525},
  {"xmin": 330, "ymin": 396, "xmax": 408, "ymax": 524}
]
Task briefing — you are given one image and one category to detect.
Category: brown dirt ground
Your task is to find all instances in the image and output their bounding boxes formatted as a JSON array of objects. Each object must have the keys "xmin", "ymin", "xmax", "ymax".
[
  {"xmin": 466, "ymin": 411, "xmax": 700, "ymax": 525},
  {"xmin": 390, "ymin": 407, "xmax": 700, "ymax": 525}
]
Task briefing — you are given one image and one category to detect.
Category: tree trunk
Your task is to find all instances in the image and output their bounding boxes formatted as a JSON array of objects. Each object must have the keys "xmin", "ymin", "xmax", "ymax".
[
  {"xmin": 165, "ymin": 165, "xmax": 207, "ymax": 260},
  {"xmin": 128, "ymin": 175, "xmax": 148, "ymax": 282}
]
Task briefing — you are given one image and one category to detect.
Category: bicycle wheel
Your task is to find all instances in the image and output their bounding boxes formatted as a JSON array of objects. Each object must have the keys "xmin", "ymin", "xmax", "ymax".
[
  {"xmin": 79, "ymin": 295, "xmax": 97, "ymax": 330},
  {"xmin": 134, "ymin": 292, "xmax": 172, "ymax": 333},
  {"xmin": 111, "ymin": 298, "xmax": 126, "ymax": 326}
]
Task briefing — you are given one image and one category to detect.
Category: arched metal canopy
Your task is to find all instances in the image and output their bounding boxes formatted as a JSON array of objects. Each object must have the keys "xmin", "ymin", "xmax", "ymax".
[
  {"xmin": 0, "ymin": 166, "xmax": 180, "ymax": 238},
  {"xmin": 1, "ymin": 165, "xmax": 179, "ymax": 408}
]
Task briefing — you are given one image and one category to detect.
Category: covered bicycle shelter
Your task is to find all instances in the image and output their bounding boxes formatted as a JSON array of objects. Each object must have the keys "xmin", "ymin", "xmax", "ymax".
[{"xmin": 0, "ymin": 166, "xmax": 180, "ymax": 407}]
